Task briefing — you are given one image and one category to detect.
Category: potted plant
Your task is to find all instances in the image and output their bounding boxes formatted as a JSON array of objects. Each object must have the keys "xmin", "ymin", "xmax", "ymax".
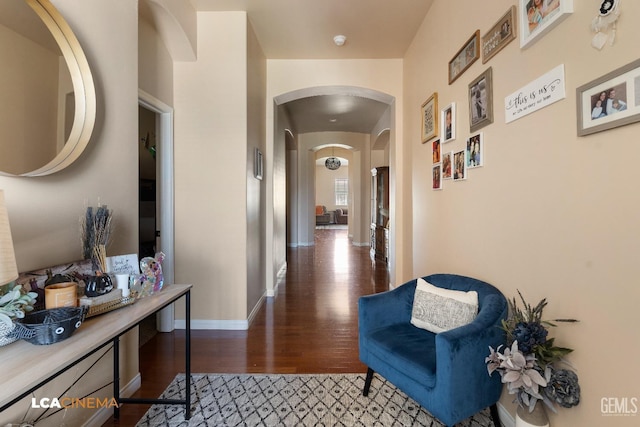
[
  {"xmin": 0, "ymin": 281, "xmax": 38, "ymax": 346},
  {"xmin": 485, "ymin": 291, "xmax": 580, "ymax": 426}
]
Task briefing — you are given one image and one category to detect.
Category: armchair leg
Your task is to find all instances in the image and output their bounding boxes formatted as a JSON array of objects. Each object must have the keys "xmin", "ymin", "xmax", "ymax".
[
  {"xmin": 489, "ymin": 404, "xmax": 501, "ymax": 427},
  {"xmin": 363, "ymin": 368, "xmax": 374, "ymax": 396}
]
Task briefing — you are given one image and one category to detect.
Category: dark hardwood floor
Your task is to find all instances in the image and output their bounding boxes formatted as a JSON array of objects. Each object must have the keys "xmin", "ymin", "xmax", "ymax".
[{"xmin": 103, "ymin": 227, "xmax": 390, "ymax": 425}]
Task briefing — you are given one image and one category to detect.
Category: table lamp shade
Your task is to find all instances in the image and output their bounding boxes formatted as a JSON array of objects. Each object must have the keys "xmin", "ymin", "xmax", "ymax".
[{"xmin": 0, "ymin": 190, "xmax": 18, "ymax": 286}]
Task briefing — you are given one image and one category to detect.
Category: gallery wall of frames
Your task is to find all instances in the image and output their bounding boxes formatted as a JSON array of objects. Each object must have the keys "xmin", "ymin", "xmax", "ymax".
[{"xmin": 422, "ymin": 0, "xmax": 634, "ymax": 191}]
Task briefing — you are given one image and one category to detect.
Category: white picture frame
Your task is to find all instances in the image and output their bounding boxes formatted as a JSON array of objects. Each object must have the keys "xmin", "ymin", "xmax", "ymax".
[
  {"xmin": 440, "ymin": 102, "xmax": 456, "ymax": 143},
  {"xmin": 519, "ymin": 0, "xmax": 573, "ymax": 49},
  {"xmin": 453, "ymin": 149, "xmax": 467, "ymax": 181},
  {"xmin": 466, "ymin": 132, "xmax": 483, "ymax": 169}
]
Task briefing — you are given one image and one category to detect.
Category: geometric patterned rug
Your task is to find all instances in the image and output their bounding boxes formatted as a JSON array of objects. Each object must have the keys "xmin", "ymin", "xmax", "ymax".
[{"xmin": 135, "ymin": 373, "xmax": 495, "ymax": 426}]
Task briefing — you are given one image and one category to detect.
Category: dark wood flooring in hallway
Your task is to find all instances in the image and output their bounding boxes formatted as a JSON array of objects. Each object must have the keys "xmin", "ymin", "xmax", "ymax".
[{"xmin": 104, "ymin": 227, "xmax": 390, "ymax": 425}]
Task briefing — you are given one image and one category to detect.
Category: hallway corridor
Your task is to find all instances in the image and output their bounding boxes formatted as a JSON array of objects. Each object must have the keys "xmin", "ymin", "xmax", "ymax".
[{"xmin": 105, "ymin": 227, "xmax": 390, "ymax": 425}]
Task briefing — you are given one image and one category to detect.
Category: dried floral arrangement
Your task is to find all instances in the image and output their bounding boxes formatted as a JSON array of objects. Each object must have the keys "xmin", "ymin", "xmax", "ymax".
[{"xmin": 80, "ymin": 203, "xmax": 113, "ymax": 274}]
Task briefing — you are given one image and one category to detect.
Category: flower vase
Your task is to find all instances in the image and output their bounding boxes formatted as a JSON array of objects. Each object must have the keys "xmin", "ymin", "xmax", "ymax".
[{"xmin": 516, "ymin": 404, "xmax": 549, "ymax": 427}]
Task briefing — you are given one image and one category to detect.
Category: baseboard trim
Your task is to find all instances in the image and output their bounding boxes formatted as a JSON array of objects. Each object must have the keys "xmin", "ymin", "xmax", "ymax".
[
  {"xmin": 174, "ymin": 318, "xmax": 249, "ymax": 330},
  {"xmin": 82, "ymin": 373, "xmax": 141, "ymax": 427}
]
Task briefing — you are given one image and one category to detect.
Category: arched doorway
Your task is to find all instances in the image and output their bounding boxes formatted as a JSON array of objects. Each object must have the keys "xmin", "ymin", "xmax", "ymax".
[{"xmin": 268, "ymin": 86, "xmax": 395, "ymax": 295}]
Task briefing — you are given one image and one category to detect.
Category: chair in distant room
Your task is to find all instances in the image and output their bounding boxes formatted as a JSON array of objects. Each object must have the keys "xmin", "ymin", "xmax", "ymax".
[
  {"xmin": 358, "ymin": 273, "xmax": 507, "ymax": 427},
  {"xmin": 334, "ymin": 208, "xmax": 348, "ymax": 224},
  {"xmin": 315, "ymin": 205, "xmax": 331, "ymax": 225}
]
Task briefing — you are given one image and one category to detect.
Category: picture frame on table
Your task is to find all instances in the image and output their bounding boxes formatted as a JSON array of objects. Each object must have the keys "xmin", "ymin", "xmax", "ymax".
[
  {"xmin": 577, "ymin": 58, "xmax": 640, "ymax": 136},
  {"xmin": 519, "ymin": 0, "xmax": 573, "ymax": 49},
  {"xmin": 448, "ymin": 30, "xmax": 480, "ymax": 85},
  {"xmin": 440, "ymin": 102, "xmax": 456, "ymax": 143},
  {"xmin": 466, "ymin": 132, "xmax": 483, "ymax": 168},
  {"xmin": 442, "ymin": 151, "xmax": 453, "ymax": 180},
  {"xmin": 421, "ymin": 93, "xmax": 438, "ymax": 143},
  {"xmin": 432, "ymin": 164, "xmax": 443, "ymax": 190},
  {"xmin": 468, "ymin": 67, "xmax": 493, "ymax": 132},
  {"xmin": 482, "ymin": 6, "xmax": 517, "ymax": 63},
  {"xmin": 453, "ymin": 150, "xmax": 467, "ymax": 181}
]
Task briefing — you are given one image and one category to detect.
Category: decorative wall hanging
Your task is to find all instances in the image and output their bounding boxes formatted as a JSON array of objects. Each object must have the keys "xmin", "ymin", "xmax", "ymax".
[
  {"xmin": 432, "ymin": 164, "xmax": 443, "ymax": 190},
  {"xmin": 432, "ymin": 140, "xmax": 441, "ymax": 164},
  {"xmin": 453, "ymin": 150, "xmax": 467, "ymax": 181},
  {"xmin": 466, "ymin": 132, "xmax": 484, "ymax": 168},
  {"xmin": 519, "ymin": 0, "xmax": 573, "ymax": 49},
  {"xmin": 577, "ymin": 58, "xmax": 640, "ymax": 136},
  {"xmin": 590, "ymin": 0, "xmax": 621, "ymax": 50},
  {"xmin": 440, "ymin": 102, "xmax": 456, "ymax": 143},
  {"xmin": 254, "ymin": 148, "xmax": 263, "ymax": 180},
  {"xmin": 421, "ymin": 93, "xmax": 438, "ymax": 143},
  {"xmin": 448, "ymin": 30, "xmax": 480, "ymax": 84},
  {"xmin": 468, "ymin": 68, "xmax": 494, "ymax": 132},
  {"xmin": 504, "ymin": 64, "xmax": 566, "ymax": 123},
  {"xmin": 442, "ymin": 152, "xmax": 453, "ymax": 180},
  {"xmin": 482, "ymin": 6, "xmax": 517, "ymax": 63}
]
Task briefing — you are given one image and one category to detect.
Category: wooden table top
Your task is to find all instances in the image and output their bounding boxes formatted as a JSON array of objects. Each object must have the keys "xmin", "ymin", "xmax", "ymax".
[{"xmin": 0, "ymin": 284, "xmax": 192, "ymax": 408}]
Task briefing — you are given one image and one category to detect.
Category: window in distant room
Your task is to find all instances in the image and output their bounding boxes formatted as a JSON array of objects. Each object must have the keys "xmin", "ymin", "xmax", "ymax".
[{"xmin": 335, "ymin": 178, "xmax": 348, "ymax": 206}]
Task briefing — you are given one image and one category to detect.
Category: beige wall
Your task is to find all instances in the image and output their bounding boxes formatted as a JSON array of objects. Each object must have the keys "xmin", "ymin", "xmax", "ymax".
[
  {"xmin": 0, "ymin": 0, "xmax": 141, "ymax": 425},
  {"xmin": 173, "ymin": 11, "xmax": 250, "ymax": 324},
  {"xmin": 405, "ymin": 1, "xmax": 640, "ymax": 425}
]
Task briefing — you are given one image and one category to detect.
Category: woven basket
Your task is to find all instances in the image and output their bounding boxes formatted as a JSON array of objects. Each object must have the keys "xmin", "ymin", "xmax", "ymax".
[{"xmin": 14, "ymin": 306, "xmax": 87, "ymax": 345}]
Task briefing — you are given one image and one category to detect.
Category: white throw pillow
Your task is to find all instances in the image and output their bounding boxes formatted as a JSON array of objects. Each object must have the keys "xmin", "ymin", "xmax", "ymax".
[{"xmin": 410, "ymin": 278, "xmax": 479, "ymax": 333}]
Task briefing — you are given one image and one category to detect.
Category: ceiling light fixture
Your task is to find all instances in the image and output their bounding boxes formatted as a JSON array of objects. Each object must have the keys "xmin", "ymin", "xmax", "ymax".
[
  {"xmin": 333, "ymin": 35, "xmax": 347, "ymax": 46},
  {"xmin": 325, "ymin": 147, "xmax": 341, "ymax": 170}
]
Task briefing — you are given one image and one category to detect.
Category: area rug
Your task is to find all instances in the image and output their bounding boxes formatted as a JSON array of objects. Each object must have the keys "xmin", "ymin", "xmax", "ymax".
[{"xmin": 136, "ymin": 373, "xmax": 494, "ymax": 426}]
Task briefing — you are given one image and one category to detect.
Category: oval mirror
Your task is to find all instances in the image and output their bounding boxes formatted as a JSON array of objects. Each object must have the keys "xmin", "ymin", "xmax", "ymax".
[{"xmin": 0, "ymin": 0, "xmax": 96, "ymax": 177}]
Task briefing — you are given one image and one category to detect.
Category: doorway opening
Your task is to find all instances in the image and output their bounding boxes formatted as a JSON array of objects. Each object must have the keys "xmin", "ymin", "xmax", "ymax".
[{"xmin": 138, "ymin": 90, "xmax": 176, "ymax": 344}]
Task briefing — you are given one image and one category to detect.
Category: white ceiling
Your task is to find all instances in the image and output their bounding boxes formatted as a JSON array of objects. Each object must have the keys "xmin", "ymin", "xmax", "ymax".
[{"xmin": 189, "ymin": 0, "xmax": 434, "ymax": 134}]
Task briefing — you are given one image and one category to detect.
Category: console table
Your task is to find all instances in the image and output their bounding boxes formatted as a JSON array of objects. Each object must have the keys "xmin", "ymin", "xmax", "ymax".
[{"xmin": 0, "ymin": 284, "xmax": 192, "ymax": 420}]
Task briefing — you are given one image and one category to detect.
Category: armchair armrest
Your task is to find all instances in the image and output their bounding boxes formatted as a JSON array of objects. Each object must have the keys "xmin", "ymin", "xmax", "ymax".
[
  {"xmin": 435, "ymin": 294, "xmax": 507, "ymax": 391},
  {"xmin": 358, "ymin": 280, "xmax": 416, "ymax": 334}
]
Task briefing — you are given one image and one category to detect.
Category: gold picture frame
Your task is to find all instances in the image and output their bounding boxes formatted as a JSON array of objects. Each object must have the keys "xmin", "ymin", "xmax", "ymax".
[{"xmin": 421, "ymin": 93, "xmax": 438, "ymax": 143}]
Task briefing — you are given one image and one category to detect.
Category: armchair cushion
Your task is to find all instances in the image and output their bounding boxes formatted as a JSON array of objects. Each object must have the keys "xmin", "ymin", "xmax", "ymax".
[{"xmin": 410, "ymin": 278, "xmax": 478, "ymax": 333}]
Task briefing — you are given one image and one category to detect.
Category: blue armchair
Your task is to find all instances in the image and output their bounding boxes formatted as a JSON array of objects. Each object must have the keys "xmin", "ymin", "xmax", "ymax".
[{"xmin": 358, "ymin": 274, "xmax": 507, "ymax": 427}]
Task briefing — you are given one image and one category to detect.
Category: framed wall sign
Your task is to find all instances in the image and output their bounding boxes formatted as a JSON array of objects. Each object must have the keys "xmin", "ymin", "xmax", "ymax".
[
  {"xmin": 448, "ymin": 30, "xmax": 480, "ymax": 84},
  {"xmin": 482, "ymin": 6, "xmax": 517, "ymax": 63},
  {"xmin": 468, "ymin": 68, "xmax": 494, "ymax": 132},
  {"xmin": 519, "ymin": 0, "xmax": 573, "ymax": 49},
  {"xmin": 421, "ymin": 93, "xmax": 438, "ymax": 143},
  {"xmin": 577, "ymin": 59, "xmax": 640, "ymax": 136}
]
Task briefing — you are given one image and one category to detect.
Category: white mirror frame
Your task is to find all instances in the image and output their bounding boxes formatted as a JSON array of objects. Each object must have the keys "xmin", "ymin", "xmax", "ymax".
[{"xmin": 0, "ymin": 0, "xmax": 96, "ymax": 177}]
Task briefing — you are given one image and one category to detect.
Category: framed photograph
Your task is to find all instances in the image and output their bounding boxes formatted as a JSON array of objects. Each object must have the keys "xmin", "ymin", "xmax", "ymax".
[
  {"xmin": 440, "ymin": 102, "xmax": 456, "ymax": 143},
  {"xmin": 421, "ymin": 93, "xmax": 438, "ymax": 143},
  {"xmin": 453, "ymin": 150, "xmax": 467, "ymax": 181},
  {"xmin": 466, "ymin": 132, "xmax": 483, "ymax": 168},
  {"xmin": 482, "ymin": 6, "xmax": 517, "ymax": 63},
  {"xmin": 577, "ymin": 58, "xmax": 640, "ymax": 136},
  {"xmin": 442, "ymin": 151, "xmax": 453, "ymax": 179},
  {"xmin": 254, "ymin": 147, "xmax": 263, "ymax": 180},
  {"xmin": 448, "ymin": 30, "xmax": 480, "ymax": 85},
  {"xmin": 432, "ymin": 164, "xmax": 443, "ymax": 190},
  {"xmin": 519, "ymin": 0, "xmax": 573, "ymax": 49},
  {"xmin": 468, "ymin": 67, "xmax": 493, "ymax": 132},
  {"xmin": 432, "ymin": 139, "xmax": 441, "ymax": 164}
]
